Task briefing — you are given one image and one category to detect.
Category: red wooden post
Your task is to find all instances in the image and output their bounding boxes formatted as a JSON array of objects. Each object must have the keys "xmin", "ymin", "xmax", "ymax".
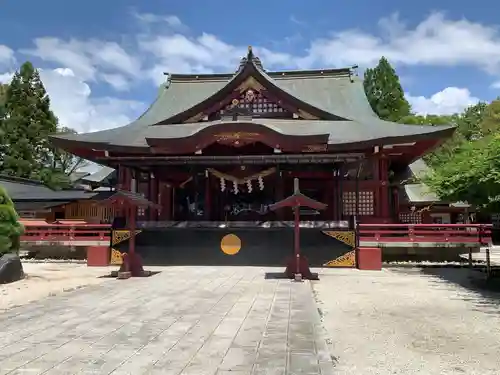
[
  {"xmin": 379, "ymin": 156, "xmax": 389, "ymax": 218},
  {"xmin": 269, "ymin": 178, "xmax": 327, "ymax": 280},
  {"xmin": 129, "ymin": 205, "xmax": 136, "ymax": 255},
  {"xmin": 294, "ymin": 205, "xmax": 300, "ymax": 276}
]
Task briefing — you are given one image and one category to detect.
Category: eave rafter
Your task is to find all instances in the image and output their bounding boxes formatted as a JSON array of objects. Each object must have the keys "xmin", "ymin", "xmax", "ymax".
[{"xmin": 156, "ymin": 46, "xmax": 349, "ymax": 125}]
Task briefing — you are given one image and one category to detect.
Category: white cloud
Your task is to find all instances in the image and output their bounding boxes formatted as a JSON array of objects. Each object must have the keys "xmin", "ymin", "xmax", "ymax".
[
  {"xmin": 133, "ymin": 12, "xmax": 184, "ymax": 29},
  {"xmin": 22, "ymin": 37, "xmax": 142, "ymax": 82},
  {"xmin": 302, "ymin": 12, "xmax": 500, "ymax": 73},
  {"xmin": 1, "ymin": 67, "xmax": 144, "ymax": 133},
  {"xmin": 99, "ymin": 73, "xmax": 130, "ymax": 91},
  {"xmin": 491, "ymin": 81, "xmax": 500, "ymax": 89},
  {"xmin": 18, "ymin": 11, "xmax": 500, "ymax": 88},
  {"xmin": 40, "ymin": 68, "xmax": 143, "ymax": 133},
  {"xmin": 3, "ymin": 11, "xmax": 498, "ymax": 132},
  {"xmin": 407, "ymin": 87, "xmax": 480, "ymax": 115},
  {"xmin": 0, "ymin": 45, "xmax": 15, "ymax": 66},
  {"xmin": 0, "ymin": 72, "xmax": 13, "ymax": 83}
]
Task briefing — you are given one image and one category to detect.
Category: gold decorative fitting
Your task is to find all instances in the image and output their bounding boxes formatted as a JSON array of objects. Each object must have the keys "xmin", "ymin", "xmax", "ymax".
[
  {"xmin": 324, "ymin": 251, "xmax": 356, "ymax": 267},
  {"xmin": 323, "ymin": 230, "xmax": 356, "ymax": 248},
  {"xmin": 303, "ymin": 144, "xmax": 327, "ymax": 153},
  {"xmin": 231, "ymin": 98, "xmax": 239, "ymax": 106},
  {"xmin": 221, "ymin": 233, "xmax": 242, "ymax": 255},
  {"xmin": 110, "ymin": 249, "xmax": 123, "ymax": 265},
  {"xmin": 214, "ymin": 132, "xmax": 260, "ymax": 141}
]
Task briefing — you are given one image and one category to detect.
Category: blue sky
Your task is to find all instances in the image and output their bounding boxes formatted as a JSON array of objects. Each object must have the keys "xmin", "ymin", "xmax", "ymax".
[{"xmin": 1, "ymin": 0, "xmax": 500, "ymax": 133}]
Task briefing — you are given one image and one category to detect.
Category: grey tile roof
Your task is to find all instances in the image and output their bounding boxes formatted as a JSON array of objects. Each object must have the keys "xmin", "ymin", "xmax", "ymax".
[
  {"xmin": 399, "ymin": 159, "xmax": 470, "ymax": 207},
  {"xmin": 82, "ymin": 166, "xmax": 116, "ymax": 183},
  {"xmin": 53, "ymin": 117, "xmax": 453, "ymax": 149},
  {"xmin": 402, "ymin": 183, "xmax": 440, "ymax": 204},
  {"xmin": 51, "ymin": 65, "xmax": 454, "ymax": 149},
  {"xmin": 0, "ymin": 175, "xmax": 99, "ymax": 202},
  {"xmin": 14, "ymin": 201, "xmax": 70, "ymax": 211}
]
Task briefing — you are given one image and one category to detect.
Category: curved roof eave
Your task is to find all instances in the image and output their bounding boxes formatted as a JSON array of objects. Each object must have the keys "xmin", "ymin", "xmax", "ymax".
[{"xmin": 50, "ymin": 116, "xmax": 455, "ymax": 152}]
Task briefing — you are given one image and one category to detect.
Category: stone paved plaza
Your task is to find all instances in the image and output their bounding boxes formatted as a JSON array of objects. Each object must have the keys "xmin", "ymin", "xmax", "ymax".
[{"xmin": 0, "ymin": 267, "xmax": 334, "ymax": 375}]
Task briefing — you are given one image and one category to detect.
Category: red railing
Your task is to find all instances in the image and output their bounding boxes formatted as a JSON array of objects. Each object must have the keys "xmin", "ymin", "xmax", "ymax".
[
  {"xmin": 358, "ymin": 223, "xmax": 492, "ymax": 245},
  {"xmin": 19, "ymin": 219, "xmax": 111, "ymax": 245}
]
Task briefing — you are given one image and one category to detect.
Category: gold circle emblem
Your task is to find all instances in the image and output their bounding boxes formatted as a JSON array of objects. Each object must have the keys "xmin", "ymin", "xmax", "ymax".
[{"xmin": 221, "ymin": 234, "xmax": 241, "ymax": 255}]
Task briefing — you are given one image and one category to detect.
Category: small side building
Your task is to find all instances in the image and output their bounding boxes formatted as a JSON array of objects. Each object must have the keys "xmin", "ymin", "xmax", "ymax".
[
  {"xmin": 0, "ymin": 174, "xmax": 113, "ymax": 222},
  {"xmin": 396, "ymin": 159, "xmax": 472, "ymax": 224}
]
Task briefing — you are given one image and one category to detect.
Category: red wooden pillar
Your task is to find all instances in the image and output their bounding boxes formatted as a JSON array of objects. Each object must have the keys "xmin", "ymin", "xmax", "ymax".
[
  {"xmin": 118, "ymin": 166, "xmax": 132, "ymax": 191},
  {"xmin": 149, "ymin": 173, "xmax": 158, "ymax": 221},
  {"xmin": 392, "ymin": 187, "xmax": 400, "ymax": 221},
  {"xmin": 275, "ymin": 171, "xmax": 284, "ymax": 220},
  {"xmin": 330, "ymin": 168, "xmax": 337, "ymax": 221},
  {"xmin": 159, "ymin": 183, "xmax": 173, "ymax": 221},
  {"xmin": 373, "ymin": 157, "xmax": 380, "ymax": 217},
  {"xmin": 379, "ymin": 155, "xmax": 389, "ymax": 218},
  {"xmin": 128, "ymin": 205, "xmax": 136, "ymax": 255}
]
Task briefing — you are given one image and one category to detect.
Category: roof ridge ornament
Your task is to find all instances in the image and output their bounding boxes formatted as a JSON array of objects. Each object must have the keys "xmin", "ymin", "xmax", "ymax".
[
  {"xmin": 237, "ymin": 45, "xmax": 264, "ymax": 72},
  {"xmin": 247, "ymin": 45, "xmax": 254, "ymax": 60}
]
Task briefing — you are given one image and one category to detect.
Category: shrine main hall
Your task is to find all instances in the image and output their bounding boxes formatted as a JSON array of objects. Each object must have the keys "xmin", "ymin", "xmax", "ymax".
[{"xmin": 51, "ymin": 47, "xmax": 454, "ymax": 266}]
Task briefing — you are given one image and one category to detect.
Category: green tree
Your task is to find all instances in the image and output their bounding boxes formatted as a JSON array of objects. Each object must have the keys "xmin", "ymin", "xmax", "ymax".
[
  {"xmin": 477, "ymin": 99, "xmax": 500, "ymax": 137},
  {"xmin": 424, "ymin": 103, "xmax": 487, "ymax": 168},
  {"xmin": 0, "ymin": 185, "xmax": 24, "ymax": 255},
  {"xmin": 0, "ymin": 83, "xmax": 7, "ymax": 108},
  {"xmin": 0, "ymin": 62, "xmax": 58, "ymax": 180},
  {"xmin": 363, "ymin": 57, "xmax": 411, "ymax": 121},
  {"xmin": 425, "ymin": 134, "xmax": 500, "ymax": 211},
  {"xmin": 0, "ymin": 84, "xmax": 8, "ymax": 142},
  {"xmin": 43, "ymin": 127, "xmax": 90, "ymax": 189}
]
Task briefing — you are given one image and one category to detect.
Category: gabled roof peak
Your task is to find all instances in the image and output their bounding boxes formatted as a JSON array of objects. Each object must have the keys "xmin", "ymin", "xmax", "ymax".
[{"xmin": 237, "ymin": 45, "xmax": 264, "ymax": 72}]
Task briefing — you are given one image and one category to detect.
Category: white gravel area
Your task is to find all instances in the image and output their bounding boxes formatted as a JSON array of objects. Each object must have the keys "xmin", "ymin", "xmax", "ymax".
[
  {"xmin": 0, "ymin": 262, "xmax": 114, "ymax": 311},
  {"xmin": 313, "ymin": 267, "xmax": 500, "ymax": 375}
]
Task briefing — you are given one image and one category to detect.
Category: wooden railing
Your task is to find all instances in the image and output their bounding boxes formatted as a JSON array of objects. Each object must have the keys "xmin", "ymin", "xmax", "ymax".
[
  {"xmin": 19, "ymin": 219, "xmax": 111, "ymax": 246},
  {"xmin": 358, "ymin": 223, "xmax": 492, "ymax": 245}
]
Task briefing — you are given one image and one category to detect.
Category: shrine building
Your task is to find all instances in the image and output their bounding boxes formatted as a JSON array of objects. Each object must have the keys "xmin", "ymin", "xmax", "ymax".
[{"xmin": 50, "ymin": 47, "xmax": 455, "ymax": 267}]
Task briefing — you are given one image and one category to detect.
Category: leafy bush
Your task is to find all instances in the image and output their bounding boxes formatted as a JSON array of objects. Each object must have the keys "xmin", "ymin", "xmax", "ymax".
[{"xmin": 0, "ymin": 185, "xmax": 24, "ymax": 255}]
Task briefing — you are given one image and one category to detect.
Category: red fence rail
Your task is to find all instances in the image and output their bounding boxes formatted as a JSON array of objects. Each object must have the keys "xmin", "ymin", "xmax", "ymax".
[
  {"xmin": 358, "ymin": 223, "xmax": 492, "ymax": 245},
  {"xmin": 19, "ymin": 219, "xmax": 111, "ymax": 245}
]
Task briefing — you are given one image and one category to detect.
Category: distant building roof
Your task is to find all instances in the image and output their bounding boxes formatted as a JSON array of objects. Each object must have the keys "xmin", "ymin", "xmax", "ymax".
[
  {"xmin": 399, "ymin": 159, "xmax": 471, "ymax": 208},
  {"xmin": 81, "ymin": 166, "xmax": 116, "ymax": 185},
  {"xmin": 0, "ymin": 175, "xmax": 105, "ymax": 203}
]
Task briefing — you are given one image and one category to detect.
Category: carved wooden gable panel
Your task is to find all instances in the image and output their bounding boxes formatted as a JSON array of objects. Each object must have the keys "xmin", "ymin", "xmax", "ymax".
[{"xmin": 220, "ymin": 89, "xmax": 292, "ymax": 118}]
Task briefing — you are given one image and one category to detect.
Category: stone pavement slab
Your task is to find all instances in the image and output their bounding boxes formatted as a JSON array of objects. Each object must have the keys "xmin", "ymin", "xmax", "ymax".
[{"xmin": 0, "ymin": 266, "xmax": 335, "ymax": 375}]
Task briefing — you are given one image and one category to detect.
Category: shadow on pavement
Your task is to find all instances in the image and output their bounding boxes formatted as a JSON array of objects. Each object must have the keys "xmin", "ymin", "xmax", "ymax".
[{"xmin": 420, "ymin": 267, "xmax": 500, "ymax": 315}]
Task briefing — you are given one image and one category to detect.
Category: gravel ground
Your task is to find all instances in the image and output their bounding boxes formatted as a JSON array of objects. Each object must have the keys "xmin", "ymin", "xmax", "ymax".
[
  {"xmin": 0, "ymin": 263, "xmax": 114, "ymax": 311},
  {"xmin": 313, "ymin": 267, "xmax": 500, "ymax": 375}
]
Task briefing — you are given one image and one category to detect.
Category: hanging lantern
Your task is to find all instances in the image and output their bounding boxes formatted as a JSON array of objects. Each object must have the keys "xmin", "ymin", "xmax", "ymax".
[
  {"xmin": 246, "ymin": 179, "xmax": 253, "ymax": 193},
  {"xmin": 233, "ymin": 180, "xmax": 239, "ymax": 194},
  {"xmin": 258, "ymin": 176, "xmax": 264, "ymax": 190},
  {"xmin": 220, "ymin": 178, "xmax": 226, "ymax": 192}
]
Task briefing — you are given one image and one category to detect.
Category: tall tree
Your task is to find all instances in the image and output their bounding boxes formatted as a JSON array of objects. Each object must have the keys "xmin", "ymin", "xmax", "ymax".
[
  {"xmin": 0, "ymin": 62, "xmax": 58, "ymax": 180},
  {"xmin": 477, "ymin": 99, "xmax": 500, "ymax": 137},
  {"xmin": 52, "ymin": 127, "xmax": 88, "ymax": 174},
  {"xmin": 0, "ymin": 83, "xmax": 7, "ymax": 119},
  {"xmin": 363, "ymin": 57, "xmax": 411, "ymax": 122}
]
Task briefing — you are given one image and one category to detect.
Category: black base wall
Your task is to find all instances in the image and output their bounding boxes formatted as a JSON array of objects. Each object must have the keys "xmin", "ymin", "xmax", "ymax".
[{"xmin": 116, "ymin": 228, "xmax": 352, "ymax": 267}]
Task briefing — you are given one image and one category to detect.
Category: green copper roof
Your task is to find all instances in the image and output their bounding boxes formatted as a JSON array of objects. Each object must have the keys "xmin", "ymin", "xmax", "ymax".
[
  {"xmin": 54, "ymin": 117, "xmax": 453, "ymax": 150},
  {"xmin": 51, "ymin": 55, "xmax": 454, "ymax": 149}
]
